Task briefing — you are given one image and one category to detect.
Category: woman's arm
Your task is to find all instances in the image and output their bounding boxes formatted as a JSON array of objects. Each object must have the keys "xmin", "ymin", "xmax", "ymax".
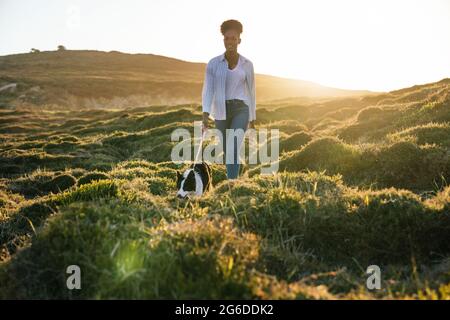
[
  {"xmin": 247, "ymin": 61, "xmax": 256, "ymax": 128},
  {"xmin": 202, "ymin": 61, "xmax": 215, "ymax": 116}
]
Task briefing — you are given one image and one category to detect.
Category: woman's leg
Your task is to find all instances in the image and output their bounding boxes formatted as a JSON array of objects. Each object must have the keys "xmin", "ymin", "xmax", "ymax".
[
  {"xmin": 226, "ymin": 103, "xmax": 249, "ymax": 179},
  {"xmin": 214, "ymin": 118, "xmax": 229, "ymax": 166}
]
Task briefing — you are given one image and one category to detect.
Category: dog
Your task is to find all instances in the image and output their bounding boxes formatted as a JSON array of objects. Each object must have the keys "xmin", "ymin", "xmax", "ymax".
[{"xmin": 176, "ymin": 162, "xmax": 212, "ymax": 199}]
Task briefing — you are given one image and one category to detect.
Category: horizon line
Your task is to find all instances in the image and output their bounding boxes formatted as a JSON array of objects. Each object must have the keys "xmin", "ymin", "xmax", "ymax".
[{"xmin": 3, "ymin": 47, "xmax": 449, "ymax": 94}]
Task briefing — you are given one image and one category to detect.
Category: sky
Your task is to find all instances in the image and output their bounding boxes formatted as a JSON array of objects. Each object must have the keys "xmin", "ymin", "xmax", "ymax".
[{"xmin": 0, "ymin": 0, "xmax": 449, "ymax": 92}]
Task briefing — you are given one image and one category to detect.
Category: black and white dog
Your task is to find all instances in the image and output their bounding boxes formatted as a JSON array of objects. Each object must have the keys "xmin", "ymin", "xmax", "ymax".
[{"xmin": 176, "ymin": 162, "xmax": 212, "ymax": 199}]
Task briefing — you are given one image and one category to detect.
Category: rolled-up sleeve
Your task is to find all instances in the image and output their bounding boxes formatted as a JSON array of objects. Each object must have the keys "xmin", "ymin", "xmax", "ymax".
[
  {"xmin": 202, "ymin": 61, "xmax": 214, "ymax": 114},
  {"xmin": 247, "ymin": 62, "xmax": 256, "ymax": 121}
]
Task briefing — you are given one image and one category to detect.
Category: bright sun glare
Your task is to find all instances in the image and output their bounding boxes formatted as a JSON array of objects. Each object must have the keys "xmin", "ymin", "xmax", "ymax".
[{"xmin": 238, "ymin": 0, "xmax": 450, "ymax": 91}]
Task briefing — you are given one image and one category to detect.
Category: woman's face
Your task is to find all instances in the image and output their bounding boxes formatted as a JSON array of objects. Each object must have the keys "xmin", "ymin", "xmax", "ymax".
[{"xmin": 223, "ymin": 29, "xmax": 241, "ymax": 53}]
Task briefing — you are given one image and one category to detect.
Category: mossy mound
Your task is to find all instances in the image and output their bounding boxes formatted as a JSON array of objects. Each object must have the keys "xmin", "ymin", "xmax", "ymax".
[
  {"xmin": 277, "ymin": 137, "xmax": 361, "ymax": 177},
  {"xmin": 77, "ymin": 172, "xmax": 110, "ymax": 186},
  {"xmin": 43, "ymin": 174, "xmax": 77, "ymax": 193},
  {"xmin": 279, "ymin": 131, "xmax": 312, "ymax": 153}
]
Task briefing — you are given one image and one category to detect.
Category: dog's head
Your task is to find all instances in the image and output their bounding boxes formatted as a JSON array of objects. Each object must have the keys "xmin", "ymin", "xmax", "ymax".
[{"xmin": 176, "ymin": 169, "xmax": 199, "ymax": 199}]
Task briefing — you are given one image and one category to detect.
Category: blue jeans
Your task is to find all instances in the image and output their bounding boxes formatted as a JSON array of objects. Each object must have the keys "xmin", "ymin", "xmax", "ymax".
[{"xmin": 215, "ymin": 99, "xmax": 249, "ymax": 179}]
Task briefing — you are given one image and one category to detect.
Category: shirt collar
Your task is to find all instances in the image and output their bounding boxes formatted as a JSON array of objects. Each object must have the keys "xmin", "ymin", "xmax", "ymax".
[{"xmin": 220, "ymin": 52, "xmax": 247, "ymax": 63}]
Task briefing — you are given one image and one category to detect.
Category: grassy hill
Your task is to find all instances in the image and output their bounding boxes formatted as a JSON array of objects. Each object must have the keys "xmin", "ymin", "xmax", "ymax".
[
  {"xmin": 0, "ymin": 50, "xmax": 372, "ymax": 109},
  {"xmin": 0, "ymin": 55, "xmax": 449, "ymax": 298}
]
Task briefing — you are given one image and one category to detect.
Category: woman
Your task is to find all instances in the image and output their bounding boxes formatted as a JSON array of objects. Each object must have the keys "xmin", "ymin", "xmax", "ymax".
[{"xmin": 201, "ymin": 19, "xmax": 256, "ymax": 179}]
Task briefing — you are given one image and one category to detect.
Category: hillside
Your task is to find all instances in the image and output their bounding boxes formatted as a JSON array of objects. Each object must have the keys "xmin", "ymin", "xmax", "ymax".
[
  {"xmin": 0, "ymin": 50, "xmax": 372, "ymax": 109},
  {"xmin": 0, "ymin": 66, "xmax": 449, "ymax": 298}
]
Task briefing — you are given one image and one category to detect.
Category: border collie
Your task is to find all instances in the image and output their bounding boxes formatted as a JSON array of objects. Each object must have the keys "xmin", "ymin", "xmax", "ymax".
[{"xmin": 176, "ymin": 162, "xmax": 212, "ymax": 199}]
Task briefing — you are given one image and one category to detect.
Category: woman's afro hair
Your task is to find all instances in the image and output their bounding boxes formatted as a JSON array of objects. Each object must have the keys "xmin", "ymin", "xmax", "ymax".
[{"xmin": 220, "ymin": 19, "xmax": 243, "ymax": 35}]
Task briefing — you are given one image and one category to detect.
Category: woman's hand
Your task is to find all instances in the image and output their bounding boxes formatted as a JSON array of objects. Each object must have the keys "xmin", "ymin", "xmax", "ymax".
[
  {"xmin": 248, "ymin": 120, "xmax": 256, "ymax": 129},
  {"xmin": 202, "ymin": 112, "xmax": 210, "ymax": 134}
]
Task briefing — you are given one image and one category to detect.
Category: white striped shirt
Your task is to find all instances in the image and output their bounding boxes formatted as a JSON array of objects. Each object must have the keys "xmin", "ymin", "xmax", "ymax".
[{"xmin": 202, "ymin": 52, "xmax": 256, "ymax": 121}]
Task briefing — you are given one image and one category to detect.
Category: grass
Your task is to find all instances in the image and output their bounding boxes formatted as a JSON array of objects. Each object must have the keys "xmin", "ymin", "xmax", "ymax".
[{"xmin": 0, "ymin": 74, "xmax": 449, "ymax": 299}]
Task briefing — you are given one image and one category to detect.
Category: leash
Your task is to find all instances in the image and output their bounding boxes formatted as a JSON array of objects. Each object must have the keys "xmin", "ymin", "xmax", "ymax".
[{"xmin": 193, "ymin": 128, "xmax": 207, "ymax": 164}]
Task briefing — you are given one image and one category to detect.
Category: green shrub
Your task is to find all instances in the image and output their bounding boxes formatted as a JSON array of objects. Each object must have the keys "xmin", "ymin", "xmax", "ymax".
[
  {"xmin": 7, "ymin": 170, "xmax": 55, "ymax": 198},
  {"xmin": 278, "ymin": 137, "xmax": 361, "ymax": 178},
  {"xmin": 141, "ymin": 216, "xmax": 260, "ymax": 299},
  {"xmin": 1, "ymin": 205, "xmax": 261, "ymax": 299},
  {"xmin": 68, "ymin": 168, "xmax": 88, "ymax": 178},
  {"xmin": 53, "ymin": 179, "xmax": 119, "ymax": 207},
  {"xmin": 341, "ymin": 188, "xmax": 450, "ymax": 264},
  {"xmin": 43, "ymin": 141, "xmax": 78, "ymax": 153},
  {"xmin": 213, "ymin": 179, "xmax": 263, "ymax": 198},
  {"xmin": 0, "ymin": 179, "xmax": 122, "ymax": 251},
  {"xmin": 115, "ymin": 159, "xmax": 159, "ymax": 170},
  {"xmin": 357, "ymin": 106, "xmax": 385, "ymax": 122},
  {"xmin": 387, "ymin": 122, "xmax": 450, "ymax": 147},
  {"xmin": 147, "ymin": 176, "xmax": 175, "ymax": 196},
  {"xmin": 253, "ymin": 171, "xmax": 345, "ymax": 199},
  {"xmin": 203, "ymin": 178, "xmax": 450, "ymax": 268},
  {"xmin": 425, "ymin": 186, "xmax": 450, "ymax": 211},
  {"xmin": 77, "ymin": 172, "xmax": 110, "ymax": 186},
  {"xmin": 1, "ymin": 200, "xmax": 157, "ymax": 298},
  {"xmin": 279, "ymin": 131, "xmax": 312, "ymax": 153},
  {"xmin": 263, "ymin": 120, "xmax": 308, "ymax": 134},
  {"xmin": 43, "ymin": 174, "xmax": 77, "ymax": 193},
  {"xmin": 109, "ymin": 166, "xmax": 154, "ymax": 180},
  {"xmin": 374, "ymin": 141, "xmax": 450, "ymax": 191}
]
